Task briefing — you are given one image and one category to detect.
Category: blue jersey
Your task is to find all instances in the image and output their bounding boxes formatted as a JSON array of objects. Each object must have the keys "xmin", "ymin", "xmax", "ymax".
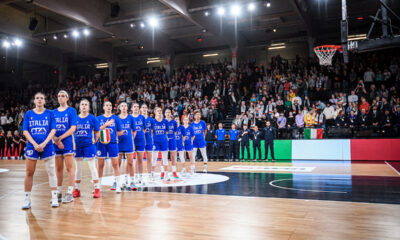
[
  {"xmin": 191, "ymin": 120, "xmax": 207, "ymax": 142},
  {"xmin": 23, "ymin": 109, "xmax": 56, "ymax": 148},
  {"xmin": 53, "ymin": 107, "xmax": 78, "ymax": 139},
  {"xmin": 97, "ymin": 115, "xmax": 122, "ymax": 144},
  {"xmin": 167, "ymin": 119, "xmax": 177, "ymax": 140},
  {"xmin": 183, "ymin": 125, "xmax": 195, "ymax": 145},
  {"xmin": 118, "ymin": 115, "xmax": 136, "ymax": 145},
  {"xmin": 152, "ymin": 118, "xmax": 169, "ymax": 143},
  {"xmin": 75, "ymin": 114, "xmax": 100, "ymax": 147},
  {"xmin": 132, "ymin": 115, "xmax": 146, "ymax": 146},
  {"xmin": 144, "ymin": 116, "xmax": 154, "ymax": 144},
  {"xmin": 228, "ymin": 129, "xmax": 239, "ymax": 140},
  {"xmin": 215, "ymin": 129, "xmax": 226, "ymax": 140},
  {"xmin": 176, "ymin": 125, "xmax": 184, "ymax": 145}
]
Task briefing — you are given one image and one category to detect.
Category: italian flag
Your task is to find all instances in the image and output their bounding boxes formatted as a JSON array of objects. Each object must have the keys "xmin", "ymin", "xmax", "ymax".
[
  {"xmin": 100, "ymin": 129, "xmax": 111, "ymax": 144},
  {"xmin": 304, "ymin": 128, "xmax": 323, "ymax": 139}
]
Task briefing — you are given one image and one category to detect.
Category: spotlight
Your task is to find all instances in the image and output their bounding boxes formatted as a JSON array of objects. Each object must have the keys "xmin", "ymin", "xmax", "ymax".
[
  {"xmin": 63, "ymin": 34, "xmax": 68, "ymax": 39},
  {"xmin": 217, "ymin": 7, "xmax": 225, "ymax": 16},
  {"xmin": 202, "ymin": 28, "xmax": 207, "ymax": 33},
  {"xmin": 53, "ymin": 34, "xmax": 58, "ymax": 40},
  {"xmin": 72, "ymin": 30, "xmax": 80, "ymax": 38},
  {"xmin": 204, "ymin": 11, "xmax": 209, "ymax": 16},
  {"xmin": 2, "ymin": 40, "xmax": 10, "ymax": 49},
  {"xmin": 83, "ymin": 29, "xmax": 90, "ymax": 36},
  {"xmin": 248, "ymin": 3, "xmax": 255, "ymax": 11},
  {"xmin": 130, "ymin": 23, "xmax": 135, "ymax": 28},
  {"xmin": 273, "ymin": 28, "xmax": 276, "ymax": 32},
  {"xmin": 42, "ymin": 36, "xmax": 48, "ymax": 44},
  {"xmin": 230, "ymin": 4, "xmax": 241, "ymax": 17},
  {"xmin": 148, "ymin": 16, "xmax": 159, "ymax": 28},
  {"xmin": 14, "ymin": 38, "xmax": 22, "ymax": 47},
  {"xmin": 265, "ymin": 0, "xmax": 271, "ymax": 7},
  {"xmin": 140, "ymin": 22, "xmax": 145, "ymax": 28}
]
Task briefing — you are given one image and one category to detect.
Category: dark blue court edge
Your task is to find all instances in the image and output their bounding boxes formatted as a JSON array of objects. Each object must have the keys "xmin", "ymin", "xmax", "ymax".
[{"xmin": 141, "ymin": 172, "xmax": 400, "ymax": 205}]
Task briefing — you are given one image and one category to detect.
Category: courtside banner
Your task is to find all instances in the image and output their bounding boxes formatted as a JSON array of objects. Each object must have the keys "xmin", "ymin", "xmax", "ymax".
[
  {"xmin": 292, "ymin": 139, "xmax": 351, "ymax": 160},
  {"xmin": 351, "ymin": 139, "xmax": 400, "ymax": 160}
]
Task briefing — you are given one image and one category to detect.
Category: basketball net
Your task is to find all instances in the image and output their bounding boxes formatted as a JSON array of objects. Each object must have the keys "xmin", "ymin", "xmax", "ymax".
[{"xmin": 314, "ymin": 45, "xmax": 342, "ymax": 66}]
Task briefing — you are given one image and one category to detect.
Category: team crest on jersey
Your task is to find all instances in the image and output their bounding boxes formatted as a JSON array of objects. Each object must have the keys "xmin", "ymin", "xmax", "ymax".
[
  {"xmin": 26, "ymin": 150, "xmax": 33, "ymax": 156},
  {"xmin": 97, "ymin": 150, "xmax": 101, "ymax": 156},
  {"xmin": 31, "ymin": 127, "xmax": 47, "ymax": 134}
]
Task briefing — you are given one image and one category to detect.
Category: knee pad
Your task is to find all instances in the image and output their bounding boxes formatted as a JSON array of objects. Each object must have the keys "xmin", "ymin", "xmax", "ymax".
[
  {"xmin": 87, "ymin": 158, "xmax": 99, "ymax": 181},
  {"xmin": 161, "ymin": 151, "xmax": 168, "ymax": 165},
  {"xmin": 179, "ymin": 151, "xmax": 185, "ymax": 163},
  {"xmin": 75, "ymin": 159, "xmax": 82, "ymax": 181},
  {"xmin": 45, "ymin": 157, "xmax": 57, "ymax": 188},
  {"xmin": 200, "ymin": 148, "xmax": 208, "ymax": 163}
]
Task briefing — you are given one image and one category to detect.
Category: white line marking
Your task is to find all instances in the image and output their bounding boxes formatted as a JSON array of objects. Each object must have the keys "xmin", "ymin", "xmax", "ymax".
[
  {"xmin": 385, "ymin": 161, "xmax": 400, "ymax": 176},
  {"xmin": 63, "ymin": 233, "xmax": 97, "ymax": 239},
  {"xmin": 269, "ymin": 178, "xmax": 348, "ymax": 194}
]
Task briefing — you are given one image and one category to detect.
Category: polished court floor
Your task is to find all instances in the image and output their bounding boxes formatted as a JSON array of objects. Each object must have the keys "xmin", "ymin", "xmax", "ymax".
[{"xmin": 0, "ymin": 160, "xmax": 399, "ymax": 240}]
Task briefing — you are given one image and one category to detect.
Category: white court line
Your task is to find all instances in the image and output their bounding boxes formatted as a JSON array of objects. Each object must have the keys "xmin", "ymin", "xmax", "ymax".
[
  {"xmin": 384, "ymin": 161, "xmax": 400, "ymax": 176},
  {"xmin": 269, "ymin": 178, "xmax": 348, "ymax": 194},
  {"xmin": 63, "ymin": 233, "xmax": 97, "ymax": 239}
]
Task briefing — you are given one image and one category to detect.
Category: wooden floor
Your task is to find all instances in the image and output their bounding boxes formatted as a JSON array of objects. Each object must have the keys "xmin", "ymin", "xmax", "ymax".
[{"xmin": 0, "ymin": 160, "xmax": 399, "ymax": 240}]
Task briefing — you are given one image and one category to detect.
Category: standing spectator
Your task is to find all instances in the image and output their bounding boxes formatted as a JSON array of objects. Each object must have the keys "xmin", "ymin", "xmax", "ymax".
[
  {"xmin": 380, "ymin": 109, "xmax": 394, "ymax": 136},
  {"xmin": 359, "ymin": 97, "xmax": 370, "ymax": 114},
  {"xmin": 277, "ymin": 112, "xmax": 287, "ymax": 138},
  {"xmin": 263, "ymin": 120, "xmax": 275, "ymax": 162},
  {"xmin": 228, "ymin": 124, "xmax": 239, "ymax": 161},
  {"xmin": 239, "ymin": 124, "xmax": 250, "ymax": 160},
  {"xmin": 229, "ymin": 92, "xmax": 238, "ymax": 117},
  {"xmin": 5, "ymin": 131, "xmax": 13, "ymax": 159},
  {"xmin": 12, "ymin": 130, "xmax": 21, "ymax": 159},
  {"xmin": 215, "ymin": 123, "xmax": 226, "ymax": 160},
  {"xmin": 0, "ymin": 129, "xmax": 5, "ymax": 159},
  {"xmin": 364, "ymin": 67, "xmax": 375, "ymax": 83},
  {"xmin": 323, "ymin": 103, "xmax": 335, "ymax": 126},
  {"xmin": 304, "ymin": 109, "xmax": 315, "ymax": 128}
]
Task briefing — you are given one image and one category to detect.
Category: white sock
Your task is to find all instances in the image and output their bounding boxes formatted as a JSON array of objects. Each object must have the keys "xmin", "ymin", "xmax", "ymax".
[
  {"xmin": 94, "ymin": 183, "xmax": 100, "ymax": 189},
  {"xmin": 57, "ymin": 186, "xmax": 62, "ymax": 193},
  {"xmin": 191, "ymin": 165, "xmax": 196, "ymax": 170},
  {"xmin": 125, "ymin": 174, "xmax": 129, "ymax": 183},
  {"xmin": 116, "ymin": 176, "xmax": 121, "ymax": 187},
  {"xmin": 130, "ymin": 176, "xmax": 134, "ymax": 183},
  {"xmin": 172, "ymin": 166, "xmax": 177, "ymax": 172},
  {"xmin": 51, "ymin": 190, "xmax": 58, "ymax": 199},
  {"xmin": 67, "ymin": 186, "xmax": 73, "ymax": 194},
  {"xmin": 75, "ymin": 183, "xmax": 80, "ymax": 190},
  {"xmin": 203, "ymin": 164, "xmax": 207, "ymax": 169},
  {"xmin": 161, "ymin": 166, "xmax": 165, "ymax": 172},
  {"xmin": 25, "ymin": 192, "xmax": 31, "ymax": 199},
  {"xmin": 99, "ymin": 177, "xmax": 102, "ymax": 185}
]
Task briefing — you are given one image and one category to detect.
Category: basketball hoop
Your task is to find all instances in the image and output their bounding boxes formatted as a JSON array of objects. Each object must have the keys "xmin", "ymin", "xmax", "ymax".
[{"xmin": 314, "ymin": 45, "xmax": 342, "ymax": 66}]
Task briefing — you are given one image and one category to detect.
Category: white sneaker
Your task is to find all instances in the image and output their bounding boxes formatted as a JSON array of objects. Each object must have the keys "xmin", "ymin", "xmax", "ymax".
[
  {"xmin": 21, "ymin": 198, "xmax": 31, "ymax": 209},
  {"xmin": 51, "ymin": 198, "xmax": 59, "ymax": 208},
  {"xmin": 116, "ymin": 187, "xmax": 122, "ymax": 193},
  {"xmin": 181, "ymin": 168, "xmax": 187, "ymax": 176},
  {"xmin": 203, "ymin": 166, "xmax": 207, "ymax": 173}
]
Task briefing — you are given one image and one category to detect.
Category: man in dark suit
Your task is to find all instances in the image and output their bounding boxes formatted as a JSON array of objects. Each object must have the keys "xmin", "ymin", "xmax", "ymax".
[
  {"xmin": 239, "ymin": 124, "xmax": 250, "ymax": 160},
  {"xmin": 251, "ymin": 125, "xmax": 262, "ymax": 161},
  {"xmin": 205, "ymin": 123, "xmax": 215, "ymax": 161},
  {"xmin": 263, "ymin": 120, "xmax": 276, "ymax": 162}
]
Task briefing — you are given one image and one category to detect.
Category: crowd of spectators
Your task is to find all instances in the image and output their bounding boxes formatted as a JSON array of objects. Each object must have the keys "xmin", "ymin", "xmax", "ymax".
[{"xmin": 1, "ymin": 49, "xmax": 400, "ymax": 143}]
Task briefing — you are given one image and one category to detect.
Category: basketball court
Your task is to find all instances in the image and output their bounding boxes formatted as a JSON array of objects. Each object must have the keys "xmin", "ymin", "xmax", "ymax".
[{"xmin": 0, "ymin": 159, "xmax": 399, "ymax": 239}]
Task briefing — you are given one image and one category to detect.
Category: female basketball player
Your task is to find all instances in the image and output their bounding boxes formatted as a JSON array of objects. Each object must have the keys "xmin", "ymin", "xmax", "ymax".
[
  {"xmin": 118, "ymin": 102, "xmax": 137, "ymax": 191},
  {"xmin": 141, "ymin": 104, "xmax": 154, "ymax": 182},
  {"xmin": 183, "ymin": 116, "xmax": 196, "ymax": 175},
  {"xmin": 73, "ymin": 99, "xmax": 101, "ymax": 198},
  {"xmin": 53, "ymin": 90, "xmax": 77, "ymax": 203},
  {"xmin": 165, "ymin": 108, "xmax": 179, "ymax": 179},
  {"xmin": 175, "ymin": 116, "xmax": 186, "ymax": 175},
  {"xmin": 191, "ymin": 110, "xmax": 208, "ymax": 173},
  {"xmin": 131, "ymin": 103, "xmax": 145, "ymax": 184},
  {"xmin": 152, "ymin": 107, "xmax": 170, "ymax": 180},
  {"xmin": 22, "ymin": 92, "xmax": 58, "ymax": 209},
  {"xmin": 97, "ymin": 101, "xmax": 123, "ymax": 193}
]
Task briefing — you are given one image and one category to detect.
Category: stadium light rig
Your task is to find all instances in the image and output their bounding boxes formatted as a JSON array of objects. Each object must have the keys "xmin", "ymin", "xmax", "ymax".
[
  {"xmin": 217, "ymin": 7, "xmax": 225, "ymax": 16},
  {"xmin": 248, "ymin": 3, "xmax": 256, "ymax": 12},
  {"xmin": 148, "ymin": 16, "xmax": 159, "ymax": 28}
]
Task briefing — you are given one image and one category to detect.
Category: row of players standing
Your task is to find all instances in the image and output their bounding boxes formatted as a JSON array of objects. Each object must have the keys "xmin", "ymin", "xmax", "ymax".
[
  {"xmin": 21, "ymin": 90, "xmax": 208, "ymax": 210},
  {"xmin": 205, "ymin": 122, "xmax": 276, "ymax": 161}
]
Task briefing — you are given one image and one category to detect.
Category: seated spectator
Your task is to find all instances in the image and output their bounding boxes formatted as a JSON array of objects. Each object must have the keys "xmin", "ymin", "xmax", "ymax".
[
  {"xmin": 304, "ymin": 109, "xmax": 315, "ymax": 128},
  {"xmin": 336, "ymin": 110, "xmax": 347, "ymax": 127}
]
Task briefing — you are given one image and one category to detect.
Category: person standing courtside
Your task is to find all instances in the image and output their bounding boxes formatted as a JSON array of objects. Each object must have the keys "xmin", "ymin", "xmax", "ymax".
[
  {"xmin": 239, "ymin": 124, "xmax": 250, "ymax": 160},
  {"xmin": 205, "ymin": 123, "xmax": 215, "ymax": 161},
  {"xmin": 251, "ymin": 125, "xmax": 262, "ymax": 161},
  {"xmin": 228, "ymin": 124, "xmax": 239, "ymax": 161},
  {"xmin": 215, "ymin": 123, "xmax": 226, "ymax": 160},
  {"xmin": 263, "ymin": 120, "xmax": 275, "ymax": 162}
]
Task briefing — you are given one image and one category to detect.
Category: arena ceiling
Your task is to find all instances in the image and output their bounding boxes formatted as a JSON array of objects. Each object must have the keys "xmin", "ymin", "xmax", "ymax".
[{"xmin": 0, "ymin": 0, "xmax": 399, "ymax": 62}]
